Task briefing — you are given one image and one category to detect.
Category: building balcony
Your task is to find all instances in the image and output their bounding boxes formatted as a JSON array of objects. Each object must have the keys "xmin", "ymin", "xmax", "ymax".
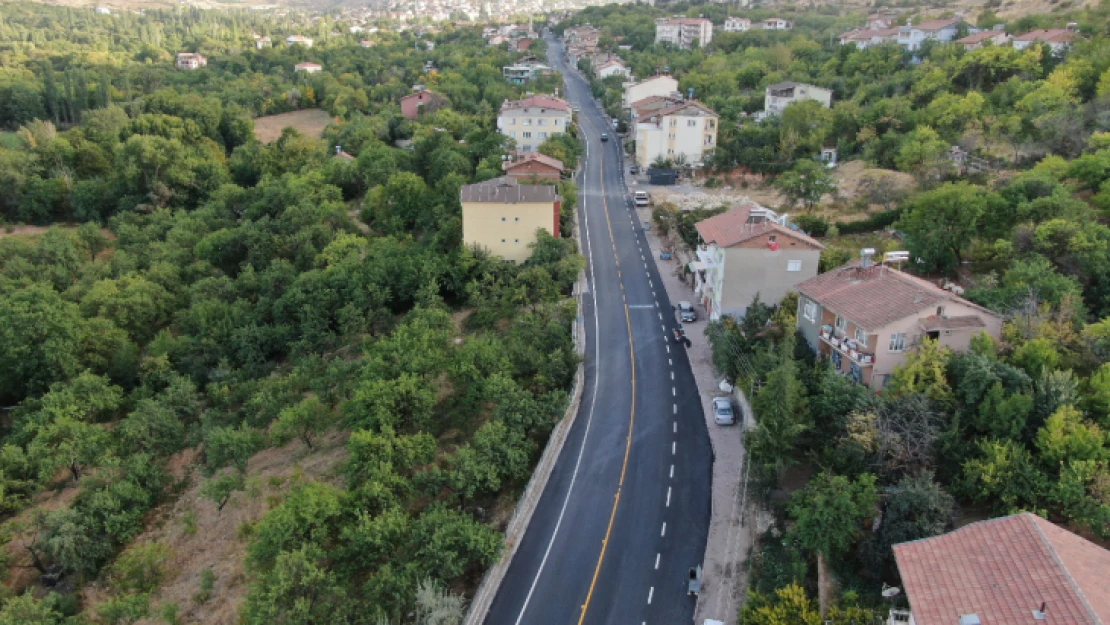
[{"xmin": 819, "ymin": 326, "xmax": 874, "ymax": 366}]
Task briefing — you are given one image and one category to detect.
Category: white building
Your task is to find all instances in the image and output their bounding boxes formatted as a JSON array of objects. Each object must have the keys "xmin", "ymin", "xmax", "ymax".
[
  {"xmin": 1013, "ymin": 28, "xmax": 1078, "ymax": 52},
  {"xmin": 763, "ymin": 82, "xmax": 832, "ymax": 117},
  {"xmin": 622, "ymin": 74, "xmax": 679, "ymax": 110},
  {"xmin": 654, "ymin": 17, "xmax": 713, "ymax": 49},
  {"xmin": 295, "ymin": 62, "xmax": 322, "ymax": 73},
  {"xmin": 176, "ymin": 52, "xmax": 208, "ymax": 70},
  {"xmin": 497, "ymin": 95, "xmax": 572, "ymax": 154},
  {"xmin": 94, "ymin": 6, "xmax": 111, "ymax": 14},
  {"xmin": 723, "ymin": 17, "xmax": 752, "ymax": 32},
  {"xmin": 897, "ymin": 19, "xmax": 967, "ymax": 51},
  {"xmin": 596, "ymin": 59, "xmax": 631, "ymax": 80},
  {"xmin": 286, "ymin": 35, "xmax": 314, "ymax": 48},
  {"xmin": 762, "ymin": 17, "xmax": 791, "ymax": 30},
  {"xmin": 838, "ymin": 27, "xmax": 899, "ymax": 49},
  {"xmin": 255, "ymin": 36, "xmax": 271, "ymax": 49},
  {"xmin": 954, "ymin": 29, "xmax": 1011, "ymax": 50},
  {"xmin": 634, "ymin": 100, "xmax": 718, "ymax": 169}
]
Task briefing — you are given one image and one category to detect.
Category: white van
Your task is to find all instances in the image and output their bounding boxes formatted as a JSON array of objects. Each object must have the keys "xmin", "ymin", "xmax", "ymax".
[{"xmin": 634, "ymin": 191, "xmax": 650, "ymax": 207}]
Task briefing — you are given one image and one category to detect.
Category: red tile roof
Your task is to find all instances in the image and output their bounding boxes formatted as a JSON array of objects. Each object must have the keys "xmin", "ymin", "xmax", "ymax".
[
  {"xmin": 505, "ymin": 152, "xmax": 565, "ymax": 172},
  {"xmin": 694, "ymin": 201, "xmax": 824, "ymax": 250},
  {"xmin": 500, "ymin": 94, "xmax": 570, "ymax": 113},
  {"xmin": 956, "ymin": 30, "xmax": 1008, "ymax": 44},
  {"xmin": 894, "ymin": 513, "xmax": 1110, "ymax": 625},
  {"xmin": 913, "ymin": 18, "xmax": 960, "ymax": 31},
  {"xmin": 1015, "ymin": 28, "xmax": 1077, "ymax": 43},
  {"xmin": 794, "ymin": 259, "xmax": 1000, "ymax": 331}
]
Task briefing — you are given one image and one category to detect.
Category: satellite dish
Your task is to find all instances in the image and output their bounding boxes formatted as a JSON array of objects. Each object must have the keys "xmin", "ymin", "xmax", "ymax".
[{"xmin": 882, "ymin": 585, "xmax": 901, "ymax": 598}]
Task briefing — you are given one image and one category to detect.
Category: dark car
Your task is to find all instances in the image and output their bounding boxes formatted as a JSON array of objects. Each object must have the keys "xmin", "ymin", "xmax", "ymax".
[
  {"xmin": 600, "ymin": 133, "xmax": 609, "ymax": 142},
  {"xmin": 630, "ymin": 165, "xmax": 638, "ymax": 174}
]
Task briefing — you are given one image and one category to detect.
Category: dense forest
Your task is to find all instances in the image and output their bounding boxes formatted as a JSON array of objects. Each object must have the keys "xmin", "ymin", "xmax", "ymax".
[
  {"xmin": 562, "ymin": 2, "xmax": 1110, "ymax": 623},
  {"xmin": 0, "ymin": 3, "xmax": 584, "ymax": 623}
]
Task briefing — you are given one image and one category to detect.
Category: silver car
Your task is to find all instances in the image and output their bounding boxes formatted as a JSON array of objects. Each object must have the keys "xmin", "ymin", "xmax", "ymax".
[{"xmin": 713, "ymin": 397, "xmax": 735, "ymax": 425}]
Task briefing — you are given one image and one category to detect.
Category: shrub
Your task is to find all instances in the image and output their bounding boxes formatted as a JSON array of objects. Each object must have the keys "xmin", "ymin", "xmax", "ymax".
[
  {"xmin": 834, "ymin": 207, "xmax": 903, "ymax": 235},
  {"xmin": 791, "ymin": 214, "xmax": 829, "ymax": 238}
]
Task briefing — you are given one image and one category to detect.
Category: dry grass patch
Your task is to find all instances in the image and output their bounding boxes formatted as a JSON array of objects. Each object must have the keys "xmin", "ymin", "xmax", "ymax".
[{"xmin": 252, "ymin": 109, "xmax": 334, "ymax": 144}]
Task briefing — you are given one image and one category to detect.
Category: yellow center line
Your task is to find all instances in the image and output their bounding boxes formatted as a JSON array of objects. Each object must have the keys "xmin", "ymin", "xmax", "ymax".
[{"xmin": 578, "ymin": 124, "xmax": 638, "ymax": 625}]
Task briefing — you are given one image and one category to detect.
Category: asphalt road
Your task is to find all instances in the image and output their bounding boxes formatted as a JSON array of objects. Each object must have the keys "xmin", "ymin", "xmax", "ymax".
[{"xmin": 483, "ymin": 36, "xmax": 713, "ymax": 625}]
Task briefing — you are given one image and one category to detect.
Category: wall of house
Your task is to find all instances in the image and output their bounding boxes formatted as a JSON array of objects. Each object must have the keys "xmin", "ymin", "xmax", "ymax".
[
  {"xmin": 718, "ymin": 234, "xmax": 820, "ymax": 317},
  {"xmin": 498, "ymin": 109, "xmax": 571, "ymax": 152},
  {"xmin": 506, "ymin": 162, "xmax": 561, "ymax": 181},
  {"xmin": 623, "ymin": 77, "xmax": 678, "ymax": 108},
  {"xmin": 635, "ymin": 114, "xmax": 717, "ymax": 168},
  {"xmin": 462, "ymin": 200, "xmax": 558, "ymax": 263}
]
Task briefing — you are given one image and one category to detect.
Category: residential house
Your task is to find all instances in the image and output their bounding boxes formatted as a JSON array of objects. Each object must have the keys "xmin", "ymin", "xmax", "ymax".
[
  {"xmin": 401, "ymin": 89, "xmax": 448, "ymax": 120},
  {"xmin": 286, "ymin": 35, "xmax": 314, "ymax": 47},
  {"xmin": 95, "ymin": 7, "xmax": 111, "ymax": 14},
  {"xmin": 693, "ymin": 202, "xmax": 823, "ymax": 320},
  {"xmin": 502, "ymin": 61, "xmax": 553, "ymax": 84},
  {"xmin": 497, "ymin": 95, "xmax": 572, "ymax": 153},
  {"xmin": 762, "ymin": 17, "xmax": 791, "ymax": 30},
  {"xmin": 654, "ymin": 17, "xmax": 714, "ymax": 49},
  {"xmin": 634, "ymin": 99, "xmax": 718, "ymax": 169},
  {"xmin": 794, "ymin": 253, "xmax": 1004, "ymax": 389},
  {"xmin": 868, "ymin": 13, "xmax": 893, "ymax": 29},
  {"xmin": 334, "ymin": 146, "xmax": 355, "ymax": 160},
  {"xmin": 622, "ymin": 74, "xmax": 680, "ymax": 110},
  {"xmin": 596, "ymin": 59, "xmax": 631, "ymax": 80},
  {"xmin": 763, "ymin": 81, "xmax": 833, "ymax": 116},
  {"xmin": 630, "ymin": 94, "xmax": 683, "ymax": 120},
  {"xmin": 294, "ymin": 62, "xmax": 322, "ymax": 73},
  {"xmin": 954, "ymin": 29, "xmax": 1011, "ymax": 49},
  {"xmin": 256, "ymin": 36, "xmax": 272, "ymax": 50},
  {"xmin": 515, "ymin": 38, "xmax": 534, "ymax": 52},
  {"xmin": 460, "ymin": 176, "xmax": 561, "ymax": 264},
  {"xmin": 897, "ymin": 19, "xmax": 968, "ymax": 51},
  {"xmin": 891, "ymin": 513, "xmax": 1110, "ymax": 625},
  {"xmin": 360, "ymin": 39, "xmax": 376, "ymax": 48},
  {"xmin": 504, "ymin": 152, "xmax": 565, "ymax": 182},
  {"xmin": 175, "ymin": 52, "xmax": 207, "ymax": 70},
  {"xmin": 1013, "ymin": 28, "xmax": 1078, "ymax": 52},
  {"xmin": 838, "ymin": 27, "xmax": 900, "ymax": 49},
  {"xmin": 723, "ymin": 17, "xmax": 752, "ymax": 32}
]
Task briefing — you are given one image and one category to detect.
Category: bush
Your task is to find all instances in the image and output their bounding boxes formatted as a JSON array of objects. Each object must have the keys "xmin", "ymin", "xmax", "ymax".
[
  {"xmin": 110, "ymin": 542, "xmax": 172, "ymax": 594},
  {"xmin": 834, "ymin": 208, "xmax": 903, "ymax": 235},
  {"xmin": 791, "ymin": 214, "xmax": 829, "ymax": 238}
]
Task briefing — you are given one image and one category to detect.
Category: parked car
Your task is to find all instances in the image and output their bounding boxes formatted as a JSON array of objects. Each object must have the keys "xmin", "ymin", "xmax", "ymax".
[
  {"xmin": 600, "ymin": 133, "xmax": 609, "ymax": 142},
  {"xmin": 630, "ymin": 165, "xmax": 638, "ymax": 175},
  {"xmin": 634, "ymin": 191, "xmax": 650, "ymax": 207},
  {"xmin": 688, "ymin": 566, "xmax": 702, "ymax": 596},
  {"xmin": 677, "ymin": 301, "xmax": 697, "ymax": 322},
  {"xmin": 712, "ymin": 397, "xmax": 735, "ymax": 425}
]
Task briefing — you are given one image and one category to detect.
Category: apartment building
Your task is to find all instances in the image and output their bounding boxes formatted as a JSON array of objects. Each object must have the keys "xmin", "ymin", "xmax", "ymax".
[
  {"xmin": 461, "ymin": 177, "xmax": 561, "ymax": 264},
  {"xmin": 622, "ymin": 74, "xmax": 679, "ymax": 110},
  {"xmin": 794, "ymin": 253, "xmax": 1003, "ymax": 390},
  {"xmin": 693, "ymin": 202, "xmax": 823, "ymax": 320},
  {"xmin": 654, "ymin": 17, "xmax": 713, "ymax": 49},
  {"xmin": 723, "ymin": 17, "xmax": 752, "ymax": 32},
  {"xmin": 286, "ymin": 35, "xmax": 314, "ymax": 47},
  {"xmin": 634, "ymin": 100, "xmax": 718, "ymax": 169},
  {"xmin": 497, "ymin": 95, "xmax": 572, "ymax": 153},
  {"xmin": 763, "ymin": 81, "xmax": 833, "ymax": 116},
  {"xmin": 762, "ymin": 17, "xmax": 791, "ymax": 30},
  {"xmin": 596, "ymin": 59, "xmax": 631, "ymax": 80}
]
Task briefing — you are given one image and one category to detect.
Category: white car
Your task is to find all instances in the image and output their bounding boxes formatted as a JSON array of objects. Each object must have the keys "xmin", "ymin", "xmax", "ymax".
[
  {"xmin": 713, "ymin": 397, "xmax": 735, "ymax": 425},
  {"xmin": 634, "ymin": 191, "xmax": 650, "ymax": 207}
]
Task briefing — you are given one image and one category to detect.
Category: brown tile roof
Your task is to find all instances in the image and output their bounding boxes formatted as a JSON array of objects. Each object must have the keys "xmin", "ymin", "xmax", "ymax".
[
  {"xmin": 919, "ymin": 315, "xmax": 986, "ymax": 331},
  {"xmin": 460, "ymin": 176, "xmax": 558, "ymax": 203},
  {"xmin": 694, "ymin": 201, "xmax": 824, "ymax": 250},
  {"xmin": 956, "ymin": 30, "xmax": 1008, "ymax": 44},
  {"xmin": 794, "ymin": 259, "xmax": 1000, "ymax": 331},
  {"xmin": 500, "ymin": 95, "xmax": 570, "ymax": 113},
  {"xmin": 894, "ymin": 513, "xmax": 1110, "ymax": 625},
  {"xmin": 1015, "ymin": 28, "xmax": 1077, "ymax": 43},
  {"xmin": 505, "ymin": 152, "xmax": 565, "ymax": 172},
  {"xmin": 913, "ymin": 18, "xmax": 960, "ymax": 31}
]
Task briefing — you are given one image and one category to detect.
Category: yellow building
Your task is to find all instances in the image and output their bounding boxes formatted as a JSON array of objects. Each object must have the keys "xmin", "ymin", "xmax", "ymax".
[{"xmin": 461, "ymin": 177, "xmax": 561, "ymax": 264}]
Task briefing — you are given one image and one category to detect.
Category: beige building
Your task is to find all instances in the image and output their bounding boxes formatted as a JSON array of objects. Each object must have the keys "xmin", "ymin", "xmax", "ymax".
[
  {"xmin": 763, "ymin": 81, "xmax": 833, "ymax": 117},
  {"xmin": 693, "ymin": 202, "xmax": 823, "ymax": 320},
  {"xmin": 622, "ymin": 75, "xmax": 679, "ymax": 110},
  {"xmin": 654, "ymin": 17, "xmax": 713, "ymax": 49},
  {"xmin": 294, "ymin": 62, "xmax": 322, "ymax": 73},
  {"xmin": 176, "ymin": 53, "xmax": 207, "ymax": 70},
  {"xmin": 795, "ymin": 254, "xmax": 1004, "ymax": 390},
  {"xmin": 461, "ymin": 177, "xmax": 561, "ymax": 264},
  {"xmin": 634, "ymin": 100, "xmax": 718, "ymax": 169},
  {"xmin": 497, "ymin": 95, "xmax": 572, "ymax": 154},
  {"xmin": 286, "ymin": 35, "xmax": 314, "ymax": 47},
  {"xmin": 723, "ymin": 17, "xmax": 752, "ymax": 32}
]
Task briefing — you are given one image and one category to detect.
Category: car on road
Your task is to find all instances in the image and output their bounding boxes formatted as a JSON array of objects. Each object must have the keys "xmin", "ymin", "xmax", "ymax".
[
  {"xmin": 634, "ymin": 190, "xmax": 649, "ymax": 207},
  {"xmin": 572, "ymin": 105, "xmax": 580, "ymax": 113},
  {"xmin": 630, "ymin": 165, "xmax": 638, "ymax": 175},
  {"xmin": 677, "ymin": 301, "xmax": 697, "ymax": 322},
  {"xmin": 688, "ymin": 566, "xmax": 702, "ymax": 596},
  {"xmin": 600, "ymin": 133, "xmax": 609, "ymax": 142},
  {"xmin": 712, "ymin": 396, "xmax": 735, "ymax": 425}
]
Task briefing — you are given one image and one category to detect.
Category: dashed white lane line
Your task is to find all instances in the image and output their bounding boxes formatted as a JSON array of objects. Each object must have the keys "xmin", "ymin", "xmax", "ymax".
[
  {"xmin": 665, "ymin": 345, "xmax": 670, "ymax": 353},
  {"xmin": 658, "ymin": 312, "xmax": 662, "ymax": 320},
  {"xmin": 655, "ymin": 302, "xmax": 659, "ymax": 308},
  {"xmin": 672, "ymin": 387, "xmax": 676, "ymax": 396},
  {"xmin": 649, "ymin": 279, "xmax": 654, "ymax": 288},
  {"xmin": 647, "ymin": 587, "xmax": 654, "ymax": 605},
  {"xmin": 666, "ymin": 486, "xmax": 672, "ymax": 507},
  {"xmin": 670, "ymin": 372, "xmax": 674, "ymax": 381},
  {"xmin": 669, "ymin": 359, "xmax": 673, "ymax": 366},
  {"xmin": 661, "ymin": 523, "xmax": 667, "ymax": 537},
  {"xmin": 670, "ymin": 464, "xmax": 674, "ymax": 478},
  {"xmin": 655, "ymin": 553, "xmax": 660, "ymax": 569},
  {"xmin": 672, "ymin": 441, "xmax": 676, "ymax": 455},
  {"xmin": 673, "ymin": 404, "xmax": 677, "ymax": 414},
  {"xmin": 673, "ymin": 422, "xmax": 677, "ymax": 433}
]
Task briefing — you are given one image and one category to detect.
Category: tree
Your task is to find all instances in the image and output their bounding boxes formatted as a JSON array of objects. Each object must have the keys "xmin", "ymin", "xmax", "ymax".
[
  {"xmin": 1035, "ymin": 405, "xmax": 1107, "ymax": 468},
  {"xmin": 894, "ymin": 126, "xmax": 951, "ymax": 184},
  {"xmin": 741, "ymin": 584, "xmax": 877, "ymax": 625},
  {"xmin": 862, "ymin": 472, "xmax": 955, "ymax": 578},
  {"xmin": 241, "ymin": 546, "xmax": 349, "ymax": 625},
  {"xmin": 203, "ymin": 425, "xmax": 264, "ymax": 475},
  {"xmin": 886, "ymin": 338, "xmax": 953, "ymax": 401},
  {"xmin": 896, "ymin": 183, "xmax": 996, "ymax": 274},
  {"xmin": 271, "ymin": 396, "xmax": 334, "ymax": 451},
  {"xmin": 413, "ymin": 578, "xmax": 466, "ymax": 625},
  {"xmin": 0, "ymin": 594, "xmax": 64, "ymax": 625},
  {"xmin": 774, "ymin": 159, "xmax": 837, "ymax": 214},
  {"xmin": 0, "ymin": 283, "xmax": 85, "ymax": 401},
  {"xmin": 789, "ymin": 472, "xmax": 878, "ymax": 615},
  {"xmin": 28, "ymin": 417, "xmax": 111, "ymax": 484},
  {"xmin": 201, "ymin": 470, "xmax": 246, "ymax": 512},
  {"xmin": 749, "ymin": 335, "xmax": 809, "ymax": 482}
]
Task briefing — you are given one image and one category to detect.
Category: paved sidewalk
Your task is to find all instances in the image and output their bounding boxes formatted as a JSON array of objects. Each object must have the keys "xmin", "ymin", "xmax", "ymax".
[{"xmin": 631, "ymin": 181, "xmax": 753, "ymax": 625}]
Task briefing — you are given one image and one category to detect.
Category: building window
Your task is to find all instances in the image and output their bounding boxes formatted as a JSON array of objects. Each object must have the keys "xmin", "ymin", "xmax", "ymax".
[
  {"xmin": 855, "ymin": 327, "xmax": 867, "ymax": 344},
  {"xmin": 889, "ymin": 333, "xmax": 907, "ymax": 352},
  {"xmin": 524, "ymin": 119, "xmax": 532, "ymax": 126},
  {"xmin": 554, "ymin": 119, "xmax": 560, "ymax": 126},
  {"xmin": 539, "ymin": 132, "xmax": 548, "ymax": 139},
  {"xmin": 705, "ymin": 135, "xmax": 714, "ymax": 145},
  {"xmin": 687, "ymin": 119, "xmax": 696, "ymax": 127},
  {"xmin": 803, "ymin": 299, "xmax": 817, "ymax": 322},
  {"xmin": 667, "ymin": 149, "xmax": 674, "ymax": 155},
  {"xmin": 669, "ymin": 119, "xmax": 677, "ymax": 127},
  {"xmin": 510, "ymin": 131, "xmax": 517, "ymax": 138},
  {"xmin": 501, "ymin": 217, "xmax": 507, "ymax": 222},
  {"xmin": 787, "ymin": 260, "xmax": 801, "ymax": 272},
  {"xmin": 538, "ymin": 119, "xmax": 546, "ymax": 126},
  {"xmin": 501, "ymin": 238, "xmax": 506, "ymax": 243},
  {"xmin": 510, "ymin": 118, "xmax": 516, "ymax": 125},
  {"xmin": 769, "ymin": 235, "xmax": 777, "ymax": 242},
  {"xmin": 523, "ymin": 132, "xmax": 532, "ymax": 138},
  {"xmin": 835, "ymin": 315, "xmax": 846, "ymax": 331},
  {"xmin": 668, "ymin": 133, "xmax": 676, "ymax": 139}
]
